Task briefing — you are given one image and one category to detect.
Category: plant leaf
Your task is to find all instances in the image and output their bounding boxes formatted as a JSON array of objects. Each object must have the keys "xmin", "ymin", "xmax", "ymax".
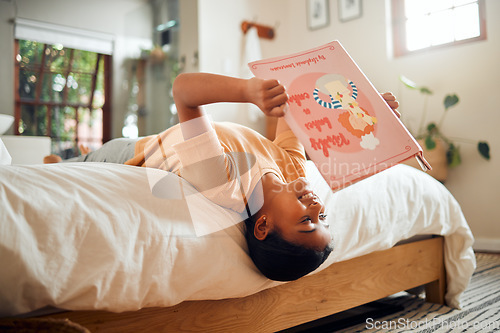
[
  {"xmin": 444, "ymin": 94, "xmax": 459, "ymax": 110},
  {"xmin": 399, "ymin": 75, "xmax": 418, "ymax": 89},
  {"xmin": 426, "ymin": 122, "xmax": 437, "ymax": 133},
  {"xmin": 399, "ymin": 75, "xmax": 432, "ymax": 94},
  {"xmin": 447, "ymin": 144, "xmax": 461, "ymax": 167},
  {"xmin": 478, "ymin": 141, "xmax": 490, "ymax": 160},
  {"xmin": 425, "ymin": 135, "xmax": 436, "ymax": 150},
  {"xmin": 420, "ymin": 87, "xmax": 433, "ymax": 95}
]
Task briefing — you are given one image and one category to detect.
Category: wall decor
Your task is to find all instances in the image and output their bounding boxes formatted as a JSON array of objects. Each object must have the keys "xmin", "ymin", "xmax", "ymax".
[
  {"xmin": 307, "ymin": 0, "xmax": 330, "ymax": 30},
  {"xmin": 338, "ymin": 0, "xmax": 362, "ymax": 22}
]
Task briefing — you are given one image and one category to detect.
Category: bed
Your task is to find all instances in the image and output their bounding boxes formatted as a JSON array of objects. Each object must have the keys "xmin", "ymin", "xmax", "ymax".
[{"xmin": 0, "ymin": 155, "xmax": 475, "ymax": 332}]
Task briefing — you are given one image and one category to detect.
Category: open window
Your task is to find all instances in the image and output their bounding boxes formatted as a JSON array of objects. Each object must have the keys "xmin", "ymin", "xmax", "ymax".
[
  {"xmin": 391, "ymin": 0, "xmax": 486, "ymax": 57},
  {"xmin": 13, "ymin": 19, "xmax": 113, "ymax": 158}
]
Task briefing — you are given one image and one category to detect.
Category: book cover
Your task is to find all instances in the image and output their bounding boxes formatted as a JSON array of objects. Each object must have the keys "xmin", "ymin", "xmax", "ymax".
[{"xmin": 249, "ymin": 41, "xmax": 430, "ymax": 191}]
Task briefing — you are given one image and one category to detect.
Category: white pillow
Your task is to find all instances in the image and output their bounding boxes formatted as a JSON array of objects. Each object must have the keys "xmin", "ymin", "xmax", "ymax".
[
  {"xmin": 0, "ymin": 138, "xmax": 12, "ymax": 165},
  {"xmin": 0, "ymin": 135, "xmax": 51, "ymax": 164}
]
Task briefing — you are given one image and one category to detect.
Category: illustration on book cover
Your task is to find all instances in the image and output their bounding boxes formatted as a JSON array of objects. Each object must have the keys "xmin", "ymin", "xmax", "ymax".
[{"xmin": 303, "ymin": 72, "xmax": 379, "ymax": 155}]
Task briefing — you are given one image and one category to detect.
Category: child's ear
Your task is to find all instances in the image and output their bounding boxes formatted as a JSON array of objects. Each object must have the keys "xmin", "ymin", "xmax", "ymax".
[{"xmin": 254, "ymin": 215, "xmax": 270, "ymax": 240}]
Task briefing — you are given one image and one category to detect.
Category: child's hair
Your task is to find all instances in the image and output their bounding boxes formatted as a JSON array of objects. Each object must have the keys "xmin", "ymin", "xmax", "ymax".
[{"xmin": 244, "ymin": 214, "xmax": 333, "ymax": 281}]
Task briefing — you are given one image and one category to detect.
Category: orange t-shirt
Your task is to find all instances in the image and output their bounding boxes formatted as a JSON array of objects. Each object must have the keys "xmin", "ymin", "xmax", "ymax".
[{"xmin": 125, "ymin": 122, "xmax": 306, "ymax": 213}]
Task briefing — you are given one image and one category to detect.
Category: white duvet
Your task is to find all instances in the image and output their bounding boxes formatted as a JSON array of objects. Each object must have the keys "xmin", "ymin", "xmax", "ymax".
[{"xmin": 0, "ymin": 161, "xmax": 475, "ymax": 316}]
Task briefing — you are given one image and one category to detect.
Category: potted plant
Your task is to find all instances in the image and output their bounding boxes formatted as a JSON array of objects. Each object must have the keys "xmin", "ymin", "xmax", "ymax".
[{"xmin": 399, "ymin": 75, "xmax": 490, "ymax": 182}]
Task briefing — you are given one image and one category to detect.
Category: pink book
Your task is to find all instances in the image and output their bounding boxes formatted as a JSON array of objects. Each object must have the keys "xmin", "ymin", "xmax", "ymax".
[{"xmin": 249, "ymin": 41, "xmax": 431, "ymax": 191}]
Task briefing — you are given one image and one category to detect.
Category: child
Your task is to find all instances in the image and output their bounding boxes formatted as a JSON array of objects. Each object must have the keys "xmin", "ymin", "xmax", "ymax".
[{"xmin": 45, "ymin": 73, "xmax": 400, "ymax": 282}]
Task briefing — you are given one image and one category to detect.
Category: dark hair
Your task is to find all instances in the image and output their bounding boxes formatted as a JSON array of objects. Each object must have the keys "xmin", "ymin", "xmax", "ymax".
[{"xmin": 244, "ymin": 214, "xmax": 333, "ymax": 281}]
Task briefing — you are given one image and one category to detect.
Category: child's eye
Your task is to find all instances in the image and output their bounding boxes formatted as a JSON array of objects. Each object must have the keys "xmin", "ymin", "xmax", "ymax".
[
  {"xmin": 319, "ymin": 213, "xmax": 330, "ymax": 228},
  {"xmin": 302, "ymin": 217, "xmax": 312, "ymax": 223}
]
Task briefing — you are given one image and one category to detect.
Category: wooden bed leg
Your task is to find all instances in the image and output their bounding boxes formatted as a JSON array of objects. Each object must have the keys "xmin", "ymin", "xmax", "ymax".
[
  {"xmin": 425, "ymin": 278, "xmax": 446, "ymax": 304},
  {"xmin": 424, "ymin": 237, "xmax": 447, "ymax": 305}
]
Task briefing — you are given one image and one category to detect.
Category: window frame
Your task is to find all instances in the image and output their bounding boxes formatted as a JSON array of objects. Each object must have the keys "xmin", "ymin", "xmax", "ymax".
[
  {"xmin": 13, "ymin": 40, "xmax": 112, "ymax": 153},
  {"xmin": 391, "ymin": 0, "xmax": 487, "ymax": 57}
]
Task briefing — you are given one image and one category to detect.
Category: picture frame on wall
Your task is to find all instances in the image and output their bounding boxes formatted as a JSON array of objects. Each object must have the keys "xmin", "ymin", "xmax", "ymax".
[
  {"xmin": 338, "ymin": 0, "xmax": 362, "ymax": 22},
  {"xmin": 307, "ymin": 0, "xmax": 330, "ymax": 30}
]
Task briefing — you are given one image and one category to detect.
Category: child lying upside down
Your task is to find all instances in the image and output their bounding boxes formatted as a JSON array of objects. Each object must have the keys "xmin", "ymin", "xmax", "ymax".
[{"xmin": 45, "ymin": 73, "xmax": 400, "ymax": 281}]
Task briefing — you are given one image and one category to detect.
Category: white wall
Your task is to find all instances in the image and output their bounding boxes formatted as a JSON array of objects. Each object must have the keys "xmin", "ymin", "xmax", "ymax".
[
  {"xmin": 197, "ymin": 0, "xmax": 500, "ymax": 249},
  {"xmin": 179, "ymin": 0, "xmax": 199, "ymax": 74},
  {"xmin": 198, "ymin": 0, "xmax": 291, "ymax": 134},
  {"xmin": 0, "ymin": 0, "xmax": 153, "ymax": 138}
]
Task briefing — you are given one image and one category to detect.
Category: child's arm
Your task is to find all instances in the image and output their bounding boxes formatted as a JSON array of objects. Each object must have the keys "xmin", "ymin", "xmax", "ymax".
[
  {"xmin": 173, "ymin": 73, "xmax": 288, "ymax": 123},
  {"xmin": 275, "ymin": 114, "xmax": 292, "ymax": 137}
]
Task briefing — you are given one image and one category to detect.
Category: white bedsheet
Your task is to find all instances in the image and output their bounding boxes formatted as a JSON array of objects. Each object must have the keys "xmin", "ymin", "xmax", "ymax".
[{"xmin": 0, "ymin": 162, "xmax": 475, "ymax": 316}]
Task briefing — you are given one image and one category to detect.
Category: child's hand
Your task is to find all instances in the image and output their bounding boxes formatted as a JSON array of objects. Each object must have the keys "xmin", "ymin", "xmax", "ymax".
[
  {"xmin": 247, "ymin": 78, "xmax": 288, "ymax": 117},
  {"xmin": 381, "ymin": 92, "xmax": 401, "ymax": 118}
]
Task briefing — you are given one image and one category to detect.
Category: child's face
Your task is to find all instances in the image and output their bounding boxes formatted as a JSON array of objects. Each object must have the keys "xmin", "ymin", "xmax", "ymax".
[{"xmin": 261, "ymin": 175, "xmax": 332, "ymax": 251}]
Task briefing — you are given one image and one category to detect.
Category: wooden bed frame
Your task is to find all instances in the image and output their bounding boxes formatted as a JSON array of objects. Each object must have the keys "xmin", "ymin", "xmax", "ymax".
[{"xmin": 36, "ymin": 236, "xmax": 446, "ymax": 332}]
